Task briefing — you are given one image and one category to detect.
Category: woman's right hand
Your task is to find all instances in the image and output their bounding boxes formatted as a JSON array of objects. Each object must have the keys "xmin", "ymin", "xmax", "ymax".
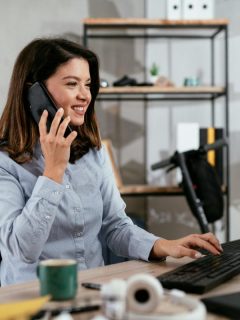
[
  {"xmin": 39, "ymin": 108, "xmax": 77, "ymax": 184},
  {"xmin": 150, "ymin": 232, "xmax": 223, "ymax": 260}
]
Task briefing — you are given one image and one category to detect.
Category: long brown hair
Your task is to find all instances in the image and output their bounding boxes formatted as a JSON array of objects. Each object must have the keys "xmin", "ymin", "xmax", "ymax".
[{"xmin": 0, "ymin": 38, "xmax": 101, "ymax": 163}]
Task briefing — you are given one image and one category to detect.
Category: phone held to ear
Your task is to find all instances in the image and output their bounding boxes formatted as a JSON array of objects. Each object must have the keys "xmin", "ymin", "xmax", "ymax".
[{"xmin": 28, "ymin": 81, "xmax": 72, "ymax": 136}]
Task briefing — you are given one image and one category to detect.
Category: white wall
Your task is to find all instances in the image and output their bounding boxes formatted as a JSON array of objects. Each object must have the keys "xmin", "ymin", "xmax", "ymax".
[
  {"xmin": 0, "ymin": 0, "xmax": 89, "ymax": 108},
  {"xmin": 0, "ymin": 0, "xmax": 144, "ymax": 108}
]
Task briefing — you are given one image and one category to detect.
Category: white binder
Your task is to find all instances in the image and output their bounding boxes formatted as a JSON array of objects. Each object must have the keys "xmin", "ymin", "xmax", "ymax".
[
  {"xmin": 199, "ymin": 0, "xmax": 215, "ymax": 19},
  {"xmin": 166, "ymin": 0, "xmax": 182, "ymax": 20},
  {"xmin": 182, "ymin": 0, "xmax": 199, "ymax": 20},
  {"xmin": 182, "ymin": 0, "xmax": 215, "ymax": 20}
]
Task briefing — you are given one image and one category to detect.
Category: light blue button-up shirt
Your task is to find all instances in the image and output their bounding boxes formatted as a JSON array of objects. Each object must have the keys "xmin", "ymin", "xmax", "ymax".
[{"xmin": 0, "ymin": 143, "xmax": 159, "ymax": 285}]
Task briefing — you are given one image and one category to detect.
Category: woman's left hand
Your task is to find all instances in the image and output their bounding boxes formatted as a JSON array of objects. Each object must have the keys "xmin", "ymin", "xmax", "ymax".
[{"xmin": 150, "ymin": 232, "xmax": 223, "ymax": 259}]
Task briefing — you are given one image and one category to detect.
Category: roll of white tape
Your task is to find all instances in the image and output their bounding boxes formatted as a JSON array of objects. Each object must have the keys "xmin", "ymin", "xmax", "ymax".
[
  {"xmin": 126, "ymin": 284, "xmax": 206, "ymax": 320},
  {"xmin": 127, "ymin": 274, "xmax": 164, "ymax": 314},
  {"xmin": 126, "ymin": 296, "xmax": 206, "ymax": 320}
]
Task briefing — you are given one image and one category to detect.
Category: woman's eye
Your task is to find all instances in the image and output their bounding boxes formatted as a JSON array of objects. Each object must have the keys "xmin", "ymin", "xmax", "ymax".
[
  {"xmin": 66, "ymin": 81, "xmax": 77, "ymax": 86},
  {"xmin": 86, "ymin": 83, "xmax": 91, "ymax": 88}
]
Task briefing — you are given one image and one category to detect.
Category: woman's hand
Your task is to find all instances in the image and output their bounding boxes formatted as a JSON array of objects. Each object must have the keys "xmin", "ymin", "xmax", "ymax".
[
  {"xmin": 150, "ymin": 232, "xmax": 223, "ymax": 259},
  {"xmin": 39, "ymin": 108, "xmax": 77, "ymax": 183}
]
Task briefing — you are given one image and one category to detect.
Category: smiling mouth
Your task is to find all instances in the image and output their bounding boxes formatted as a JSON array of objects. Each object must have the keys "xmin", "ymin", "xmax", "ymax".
[{"xmin": 72, "ymin": 106, "xmax": 85, "ymax": 115}]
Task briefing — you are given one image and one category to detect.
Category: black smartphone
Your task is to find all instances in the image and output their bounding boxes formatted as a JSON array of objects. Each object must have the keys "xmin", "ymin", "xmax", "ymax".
[{"xmin": 28, "ymin": 81, "xmax": 72, "ymax": 136}]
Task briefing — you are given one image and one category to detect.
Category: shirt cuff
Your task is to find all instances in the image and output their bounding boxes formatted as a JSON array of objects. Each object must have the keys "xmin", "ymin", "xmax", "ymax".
[
  {"xmin": 32, "ymin": 175, "xmax": 65, "ymax": 206},
  {"xmin": 132, "ymin": 229, "xmax": 160, "ymax": 261}
]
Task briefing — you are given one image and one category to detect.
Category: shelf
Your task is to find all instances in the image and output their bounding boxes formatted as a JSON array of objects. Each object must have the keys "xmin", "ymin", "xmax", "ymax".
[
  {"xmin": 120, "ymin": 184, "xmax": 227, "ymax": 197},
  {"xmin": 83, "ymin": 18, "xmax": 229, "ymax": 40},
  {"xmin": 100, "ymin": 86, "xmax": 224, "ymax": 94},
  {"xmin": 97, "ymin": 86, "xmax": 225, "ymax": 101},
  {"xmin": 120, "ymin": 185, "xmax": 182, "ymax": 197},
  {"xmin": 83, "ymin": 18, "xmax": 229, "ymax": 27},
  {"xmin": 84, "ymin": 17, "xmax": 230, "ymax": 238}
]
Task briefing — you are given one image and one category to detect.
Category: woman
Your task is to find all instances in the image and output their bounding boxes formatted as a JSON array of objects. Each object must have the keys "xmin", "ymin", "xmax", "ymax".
[{"xmin": 0, "ymin": 38, "xmax": 222, "ymax": 286}]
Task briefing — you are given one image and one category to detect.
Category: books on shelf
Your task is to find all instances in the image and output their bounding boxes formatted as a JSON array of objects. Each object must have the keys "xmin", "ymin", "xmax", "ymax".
[{"xmin": 200, "ymin": 127, "xmax": 224, "ymax": 185}]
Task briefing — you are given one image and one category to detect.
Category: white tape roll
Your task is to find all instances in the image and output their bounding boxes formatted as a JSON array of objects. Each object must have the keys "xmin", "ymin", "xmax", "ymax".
[
  {"xmin": 126, "ymin": 295, "xmax": 206, "ymax": 320},
  {"xmin": 127, "ymin": 274, "xmax": 164, "ymax": 314}
]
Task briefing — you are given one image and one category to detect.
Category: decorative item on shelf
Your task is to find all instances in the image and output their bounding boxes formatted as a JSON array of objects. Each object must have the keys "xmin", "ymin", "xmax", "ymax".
[
  {"xmin": 166, "ymin": 0, "xmax": 182, "ymax": 20},
  {"xmin": 182, "ymin": 0, "xmax": 215, "ymax": 20},
  {"xmin": 183, "ymin": 77, "xmax": 200, "ymax": 86},
  {"xmin": 149, "ymin": 63, "xmax": 160, "ymax": 85},
  {"xmin": 100, "ymin": 78, "xmax": 109, "ymax": 88},
  {"xmin": 155, "ymin": 76, "xmax": 174, "ymax": 87},
  {"xmin": 113, "ymin": 75, "xmax": 137, "ymax": 87}
]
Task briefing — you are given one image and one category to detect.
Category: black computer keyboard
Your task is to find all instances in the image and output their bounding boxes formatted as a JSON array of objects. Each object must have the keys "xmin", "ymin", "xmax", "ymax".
[{"xmin": 157, "ymin": 239, "xmax": 240, "ymax": 294}]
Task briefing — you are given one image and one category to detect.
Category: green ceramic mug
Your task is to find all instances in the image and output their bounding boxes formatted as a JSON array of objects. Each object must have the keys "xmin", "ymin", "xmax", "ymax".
[{"xmin": 37, "ymin": 259, "xmax": 78, "ymax": 301}]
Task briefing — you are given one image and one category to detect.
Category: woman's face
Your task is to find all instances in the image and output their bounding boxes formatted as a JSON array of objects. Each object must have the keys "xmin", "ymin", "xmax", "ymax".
[{"xmin": 45, "ymin": 57, "xmax": 92, "ymax": 127}]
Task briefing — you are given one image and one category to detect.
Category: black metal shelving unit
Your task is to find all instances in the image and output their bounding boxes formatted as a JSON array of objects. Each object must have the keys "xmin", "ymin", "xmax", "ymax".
[{"xmin": 83, "ymin": 18, "xmax": 230, "ymax": 240}]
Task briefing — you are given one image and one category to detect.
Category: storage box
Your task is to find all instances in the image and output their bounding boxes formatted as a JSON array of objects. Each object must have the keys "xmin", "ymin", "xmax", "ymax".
[
  {"xmin": 176, "ymin": 122, "xmax": 199, "ymax": 182},
  {"xmin": 166, "ymin": 0, "xmax": 182, "ymax": 20},
  {"xmin": 177, "ymin": 122, "xmax": 200, "ymax": 152}
]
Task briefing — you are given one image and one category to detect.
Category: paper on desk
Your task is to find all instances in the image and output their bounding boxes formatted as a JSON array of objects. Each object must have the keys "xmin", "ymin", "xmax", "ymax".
[{"xmin": 0, "ymin": 295, "xmax": 50, "ymax": 320}]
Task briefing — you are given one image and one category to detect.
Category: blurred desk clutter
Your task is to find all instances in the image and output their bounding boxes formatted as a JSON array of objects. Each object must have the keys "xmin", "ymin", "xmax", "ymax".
[
  {"xmin": 0, "ymin": 296, "xmax": 50, "ymax": 320},
  {"xmin": 0, "ymin": 259, "xmax": 238, "ymax": 320}
]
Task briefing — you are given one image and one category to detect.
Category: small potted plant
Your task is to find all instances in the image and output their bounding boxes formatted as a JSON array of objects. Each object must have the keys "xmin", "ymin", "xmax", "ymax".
[{"xmin": 150, "ymin": 62, "xmax": 159, "ymax": 84}]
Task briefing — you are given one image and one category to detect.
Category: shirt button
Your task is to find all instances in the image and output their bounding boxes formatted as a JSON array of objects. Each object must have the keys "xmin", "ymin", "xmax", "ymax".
[
  {"xmin": 78, "ymin": 257, "xmax": 85, "ymax": 262},
  {"xmin": 45, "ymin": 215, "xmax": 51, "ymax": 219},
  {"xmin": 66, "ymin": 184, "xmax": 70, "ymax": 189},
  {"xmin": 74, "ymin": 232, "xmax": 82, "ymax": 237}
]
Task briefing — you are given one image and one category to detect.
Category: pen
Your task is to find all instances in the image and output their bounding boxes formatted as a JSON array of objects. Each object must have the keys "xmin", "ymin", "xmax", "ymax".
[
  {"xmin": 81, "ymin": 282, "xmax": 102, "ymax": 290},
  {"xmin": 31, "ymin": 304, "xmax": 101, "ymax": 319},
  {"xmin": 52, "ymin": 304, "xmax": 101, "ymax": 316}
]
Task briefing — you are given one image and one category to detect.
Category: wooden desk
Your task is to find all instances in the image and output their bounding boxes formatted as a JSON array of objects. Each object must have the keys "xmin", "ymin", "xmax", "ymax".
[{"xmin": 0, "ymin": 259, "xmax": 239, "ymax": 319}]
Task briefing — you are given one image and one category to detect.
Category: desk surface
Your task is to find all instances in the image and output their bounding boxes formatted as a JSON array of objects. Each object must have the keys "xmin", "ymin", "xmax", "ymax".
[{"xmin": 0, "ymin": 258, "xmax": 239, "ymax": 319}]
